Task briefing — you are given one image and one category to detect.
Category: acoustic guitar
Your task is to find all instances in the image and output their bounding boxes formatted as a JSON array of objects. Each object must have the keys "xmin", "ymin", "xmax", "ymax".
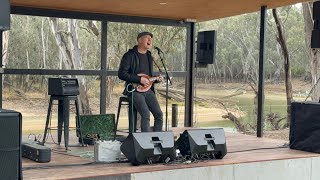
[{"xmin": 133, "ymin": 73, "xmax": 163, "ymax": 92}]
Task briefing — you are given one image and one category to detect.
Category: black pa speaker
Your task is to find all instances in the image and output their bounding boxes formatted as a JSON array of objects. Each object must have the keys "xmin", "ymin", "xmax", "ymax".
[
  {"xmin": 313, "ymin": 1, "xmax": 320, "ymax": 21},
  {"xmin": 175, "ymin": 128, "xmax": 227, "ymax": 159},
  {"xmin": 0, "ymin": 109, "xmax": 22, "ymax": 179},
  {"xmin": 312, "ymin": 1, "xmax": 320, "ymax": 48},
  {"xmin": 120, "ymin": 132, "xmax": 176, "ymax": 165},
  {"xmin": 196, "ymin": 30, "xmax": 216, "ymax": 64},
  {"xmin": 311, "ymin": 29, "xmax": 320, "ymax": 48},
  {"xmin": 0, "ymin": 0, "xmax": 10, "ymax": 31},
  {"xmin": 290, "ymin": 102, "xmax": 320, "ymax": 153}
]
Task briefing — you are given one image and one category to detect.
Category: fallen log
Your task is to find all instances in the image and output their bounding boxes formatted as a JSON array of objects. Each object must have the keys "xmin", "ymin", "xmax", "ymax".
[
  {"xmin": 157, "ymin": 87, "xmax": 238, "ymax": 105},
  {"xmin": 157, "ymin": 87, "xmax": 184, "ymax": 95},
  {"xmin": 4, "ymin": 81, "xmax": 28, "ymax": 100},
  {"xmin": 221, "ymin": 91, "xmax": 245, "ymax": 98},
  {"xmin": 158, "ymin": 91, "xmax": 184, "ymax": 101}
]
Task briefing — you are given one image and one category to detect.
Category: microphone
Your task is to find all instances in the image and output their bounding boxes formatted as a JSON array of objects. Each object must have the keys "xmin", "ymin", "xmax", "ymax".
[{"xmin": 154, "ymin": 46, "xmax": 163, "ymax": 53}]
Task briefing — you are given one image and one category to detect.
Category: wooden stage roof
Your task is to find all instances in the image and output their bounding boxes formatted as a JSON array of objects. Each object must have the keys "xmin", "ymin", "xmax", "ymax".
[{"xmin": 11, "ymin": 0, "xmax": 310, "ymax": 21}]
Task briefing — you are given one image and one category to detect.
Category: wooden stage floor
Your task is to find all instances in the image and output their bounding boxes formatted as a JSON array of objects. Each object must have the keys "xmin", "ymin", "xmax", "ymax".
[{"xmin": 22, "ymin": 128, "xmax": 320, "ymax": 180}]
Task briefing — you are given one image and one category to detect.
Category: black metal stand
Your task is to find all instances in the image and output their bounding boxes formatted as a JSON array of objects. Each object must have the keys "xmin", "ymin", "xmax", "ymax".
[
  {"xmin": 156, "ymin": 50, "xmax": 172, "ymax": 131},
  {"xmin": 115, "ymin": 95, "xmax": 137, "ymax": 134},
  {"xmin": 41, "ymin": 95, "xmax": 84, "ymax": 150}
]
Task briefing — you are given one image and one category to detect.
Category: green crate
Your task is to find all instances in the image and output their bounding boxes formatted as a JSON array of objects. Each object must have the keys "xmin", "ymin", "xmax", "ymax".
[{"xmin": 77, "ymin": 114, "xmax": 115, "ymax": 140}]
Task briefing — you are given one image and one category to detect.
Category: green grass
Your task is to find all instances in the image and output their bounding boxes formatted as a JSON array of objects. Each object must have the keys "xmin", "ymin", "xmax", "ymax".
[
  {"xmin": 230, "ymin": 94, "xmax": 288, "ymax": 130},
  {"xmin": 196, "ymin": 120, "xmax": 235, "ymax": 128},
  {"xmin": 194, "ymin": 88, "xmax": 293, "ymax": 130},
  {"xmin": 234, "ymin": 94, "xmax": 287, "ymax": 118},
  {"xmin": 16, "ymin": 82, "xmax": 307, "ymax": 133},
  {"xmin": 23, "ymin": 129, "xmax": 44, "ymax": 136}
]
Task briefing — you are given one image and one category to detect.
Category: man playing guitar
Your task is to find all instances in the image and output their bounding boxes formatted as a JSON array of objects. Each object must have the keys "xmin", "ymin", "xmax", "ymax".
[{"xmin": 118, "ymin": 31, "xmax": 163, "ymax": 132}]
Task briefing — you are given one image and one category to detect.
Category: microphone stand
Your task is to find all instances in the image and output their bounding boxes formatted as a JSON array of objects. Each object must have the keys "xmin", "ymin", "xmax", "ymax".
[{"xmin": 156, "ymin": 49, "xmax": 172, "ymax": 131}]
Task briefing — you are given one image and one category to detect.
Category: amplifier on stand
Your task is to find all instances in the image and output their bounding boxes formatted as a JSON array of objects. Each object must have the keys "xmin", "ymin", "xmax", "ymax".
[
  {"xmin": 43, "ymin": 77, "xmax": 84, "ymax": 150},
  {"xmin": 48, "ymin": 78, "xmax": 80, "ymax": 96}
]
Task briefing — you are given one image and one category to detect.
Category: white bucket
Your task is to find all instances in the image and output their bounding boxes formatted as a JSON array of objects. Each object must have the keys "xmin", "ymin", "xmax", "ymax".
[{"xmin": 94, "ymin": 140, "xmax": 122, "ymax": 162}]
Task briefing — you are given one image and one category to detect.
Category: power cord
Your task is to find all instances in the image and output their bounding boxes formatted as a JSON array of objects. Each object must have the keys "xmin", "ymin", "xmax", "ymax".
[
  {"xmin": 50, "ymin": 148, "xmax": 81, "ymax": 157},
  {"xmin": 27, "ymin": 134, "xmax": 38, "ymax": 142},
  {"xmin": 228, "ymin": 144, "xmax": 288, "ymax": 153},
  {"xmin": 27, "ymin": 133, "xmax": 42, "ymax": 144},
  {"xmin": 48, "ymin": 127, "xmax": 58, "ymax": 145},
  {"xmin": 165, "ymin": 144, "xmax": 289, "ymax": 166},
  {"xmin": 22, "ymin": 162, "xmax": 97, "ymax": 171},
  {"xmin": 23, "ymin": 146, "xmax": 289, "ymax": 170},
  {"xmin": 43, "ymin": 100, "xmax": 64, "ymax": 145}
]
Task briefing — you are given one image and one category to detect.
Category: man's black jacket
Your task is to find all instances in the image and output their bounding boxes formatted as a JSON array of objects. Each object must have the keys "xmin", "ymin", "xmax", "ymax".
[{"xmin": 118, "ymin": 45, "xmax": 156, "ymax": 95}]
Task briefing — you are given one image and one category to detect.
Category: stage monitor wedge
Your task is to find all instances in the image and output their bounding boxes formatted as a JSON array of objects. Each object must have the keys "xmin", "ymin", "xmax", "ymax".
[
  {"xmin": 196, "ymin": 30, "xmax": 216, "ymax": 64},
  {"xmin": 0, "ymin": 0, "xmax": 10, "ymax": 31},
  {"xmin": 175, "ymin": 128, "xmax": 227, "ymax": 159},
  {"xmin": 120, "ymin": 132, "xmax": 176, "ymax": 165}
]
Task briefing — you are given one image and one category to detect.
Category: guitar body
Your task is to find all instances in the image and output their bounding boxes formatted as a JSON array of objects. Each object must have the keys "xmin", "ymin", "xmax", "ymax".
[{"xmin": 133, "ymin": 74, "xmax": 159, "ymax": 92}]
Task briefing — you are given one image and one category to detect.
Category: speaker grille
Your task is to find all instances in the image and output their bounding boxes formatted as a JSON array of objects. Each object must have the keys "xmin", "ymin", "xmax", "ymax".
[
  {"xmin": 0, "ymin": 110, "xmax": 22, "ymax": 179},
  {"xmin": 0, "ymin": 151, "xmax": 20, "ymax": 179},
  {"xmin": 196, "ymin": 31, "xmax": 216, "ymax": 64},
  {"xmin": 120, "ymin": 132, "xmax": 176, "ymax": 165},
  {"xmin": 0, "ymin": 116, "xmax": 20, "ymax": 148}
]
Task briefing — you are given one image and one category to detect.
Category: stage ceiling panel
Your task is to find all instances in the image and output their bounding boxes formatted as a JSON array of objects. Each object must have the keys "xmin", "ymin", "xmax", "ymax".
[{"xmin": 11, "ymin": 0, "xmax": 309, "ymax": 21}]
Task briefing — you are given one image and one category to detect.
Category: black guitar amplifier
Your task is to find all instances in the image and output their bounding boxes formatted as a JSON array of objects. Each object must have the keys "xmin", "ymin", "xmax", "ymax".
[
  {"xmin": 290, "ymin": 101, "xmax": 320, "ymax": 153},
  {"xmin": 22, "ymin": 142, "xmax": 51, "ymax": 163},
  {"xmin": 48, "ymin": 78, "xmax": 80, "ymax": 96}
]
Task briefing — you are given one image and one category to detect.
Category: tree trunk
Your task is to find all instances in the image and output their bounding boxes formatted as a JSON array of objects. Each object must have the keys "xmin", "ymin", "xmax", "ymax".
[
  {"xmin": 303, "ymin": 3, "xmax": 320, "ymax": 100},
  {"xmin": 40, "ymin": 18, "xmax": 47, "ymax": 91},
  {"xmin": 59, "ymin": 51, "xmax": 63, "ymax": 69},
  {"xmin": 212, "ymin": 64, "xmax": 217, "ymax": 82},
  {"xmin": 2, "ymin": 30, "xmax": 9, "ymax": 92},
  {"xmin": 41, "ymin": 18, "xmax": 47, "ymax": 69},
  {"xmin": 2, "ymin": 31, "xmax": 9, "ymax": 66},
  {"xmin": 49, "ymin": 18, "xmax": 92, "ymax": 114},
  {"xmin": 25, "ymin": 50, "xmax": 30, "ymax": 92},
  {"xmin": 68, "ymin": 19, "xmax": 92, "ymax": 114},
  {"xmin": 49, "ymin": 18, "xmax": 74, "ymax": 69},
  {"xmin": 272, "ymin": 9, "xmax": 293, "ymax": 127},
  {"xmin": 87, "ymin": 20, "xmax": 115, "ymax": 108},
  {"xmin": 272, "ymin": 46, "xmax": 282, "ymax": 83},
  {"xmin": 88, "ymin": 21, "xmax": 100, "ymax": 37}
]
